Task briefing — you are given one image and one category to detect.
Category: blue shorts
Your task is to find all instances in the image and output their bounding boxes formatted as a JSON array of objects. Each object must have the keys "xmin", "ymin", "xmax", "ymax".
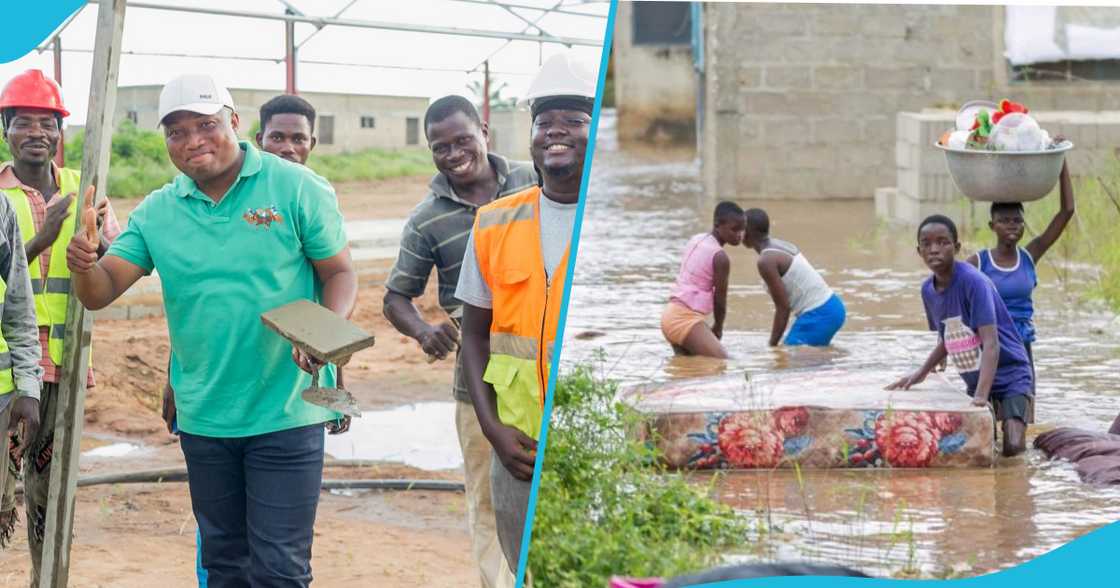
[{"xmin": 785, "ymin": 293, "xmax": 846, "ymax": 347}]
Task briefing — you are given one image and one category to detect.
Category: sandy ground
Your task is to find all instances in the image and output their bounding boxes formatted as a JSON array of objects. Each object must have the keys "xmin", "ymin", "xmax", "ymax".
[{"xmin": 0, "ymin": 175, "xmax": 479, "ymax": 586}]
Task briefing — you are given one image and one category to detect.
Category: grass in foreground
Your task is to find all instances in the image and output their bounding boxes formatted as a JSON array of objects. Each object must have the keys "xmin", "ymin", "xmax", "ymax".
[
  {"xmin": 528, "ymin": 360, "xmax": 750, "ymax": 587},
  {"xmin": 0, "ymin": 121, "xmax": 434, "ymax": 199}
]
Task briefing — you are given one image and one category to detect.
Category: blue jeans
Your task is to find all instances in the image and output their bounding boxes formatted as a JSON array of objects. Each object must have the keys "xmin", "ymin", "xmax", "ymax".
[
  {"xmin": 785, "ymin": 293, "xmax": 846, "ymax": 346},
  {"xmin": 180, "ymin": 423, "xmax": 325, "ymax": 588}
]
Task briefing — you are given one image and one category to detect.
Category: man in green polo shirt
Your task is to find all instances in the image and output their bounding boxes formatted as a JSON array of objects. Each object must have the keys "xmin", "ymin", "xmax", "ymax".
[{"xmin": 66, "ymin": 74, "xmax": 356, "ymax": 587}]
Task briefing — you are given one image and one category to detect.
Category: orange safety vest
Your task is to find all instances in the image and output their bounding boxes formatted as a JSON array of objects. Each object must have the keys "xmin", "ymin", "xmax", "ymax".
[{"xmin": 473, "ymin": 186, "xmax": 569, "ymax": 440}]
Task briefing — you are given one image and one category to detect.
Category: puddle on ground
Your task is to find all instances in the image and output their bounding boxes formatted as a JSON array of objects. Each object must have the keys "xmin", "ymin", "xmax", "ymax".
[
  {"xmin": 346, "ymin": 218, "xmax": 406, "ymax": 261},
  {"xmin": 81, "ymin": 442, "xmax": 141, "ymax": 458},
  {"xmin": 324, "ymin": 402, "xmax": 461, "ymax": 471},
  {"xmin": 558, "ymin": 109, "xmax": 1120, "ymax": 577}
]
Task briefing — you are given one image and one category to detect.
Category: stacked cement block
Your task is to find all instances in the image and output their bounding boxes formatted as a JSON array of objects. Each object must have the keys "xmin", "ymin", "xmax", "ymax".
[
  {"xmin": 875, "ymin": 111, "xmax": 978, "ymax": 226},
  {"xmin": 877, "ymin": 110, "xmax": 1120, "ymax": 226},
  {"xmin": 694, "ymin": 3, "xmax": 1120, "ymax": 201}
]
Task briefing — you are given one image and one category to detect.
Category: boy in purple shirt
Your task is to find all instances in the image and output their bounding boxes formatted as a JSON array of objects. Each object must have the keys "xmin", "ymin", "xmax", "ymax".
[{"xmin": 888, "ymin": 215, "xmax": 1034, "ymax": 457}]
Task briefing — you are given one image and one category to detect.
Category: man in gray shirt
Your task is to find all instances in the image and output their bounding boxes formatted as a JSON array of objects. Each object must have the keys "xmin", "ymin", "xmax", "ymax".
[
  {"xmin": 383, "ymin": 95, "xmax": 535, "ymax": 588},
  {"xmin": 0, "ymin": 192, "xmax": 45, "ymax": 548}
]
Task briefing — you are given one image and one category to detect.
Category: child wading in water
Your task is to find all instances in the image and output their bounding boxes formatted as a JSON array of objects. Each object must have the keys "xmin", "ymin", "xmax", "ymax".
[
  {"xmin": 967, "ymin": 161, "xmax": 1075, "ymax": 384},
  {"xmin": 889, "ymin": 215, "xmax": 1034, "ymax": 457},
  {"xmin": 661, "ymin": 201, "xmax": 745, "ymax": 358},
  {"xmin": 742, "ymin": 208, "xmax": 845, "ymax": 346}
]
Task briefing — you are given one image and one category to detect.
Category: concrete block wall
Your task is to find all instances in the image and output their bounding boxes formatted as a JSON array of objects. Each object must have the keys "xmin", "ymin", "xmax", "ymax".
[
  {"xmin": 878, "ymin": 110, "xmax": 1120, "ymax": 226},
  {"xmin": 700, "ymin": 3, "xmax": 1120, "ymax": 201},
  {"xmin": 487, "ymin": 109, "xmax": 531, "ymax": 162},
  {"xmin": 113, "ymin": 86, "xmax": 429, "ymax": 155},
  {"xmin": 614, "ymin": 1, "xmax": 698, "ymax": 145}
]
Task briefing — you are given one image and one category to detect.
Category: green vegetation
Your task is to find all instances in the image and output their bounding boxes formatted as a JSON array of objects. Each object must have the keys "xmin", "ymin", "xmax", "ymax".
[
  {"xmin": 305, "ymin": 148, "xmax": 433, "ymax": 184},
  {"xmin": 958, "ymin": 162, "xmax": 1120, "ymax": 311},
  {"xmin": 0, "ymin": 121, "xmax": 433, "ymax": 198},
  {"xmin": 1021, "ymin": 162, "xmax": 1120, "ymax": 310},
  {"xmin": 65, "ymin": 120, "xmax": 180, "ymax": 198},
  {"xmin": 528, "ymin": 360, "xmax": 750, "ymax": 587}
]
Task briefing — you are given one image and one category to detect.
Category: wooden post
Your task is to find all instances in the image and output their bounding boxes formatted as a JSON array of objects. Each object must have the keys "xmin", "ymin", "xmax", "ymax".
[
  {"xmin": 483, "ymin": 59, "xmax": 490, "ymax": 127},
  {"xmin": 285, "ymin": 8, "xmax": 297, "ymax": 94},
  {"xmin": 52, "ymin": 36, "xmax": 65, "ymax": 169},
  {"xmin": 39, "ymin": 1, "xmax": 125, "ymax": 586}
]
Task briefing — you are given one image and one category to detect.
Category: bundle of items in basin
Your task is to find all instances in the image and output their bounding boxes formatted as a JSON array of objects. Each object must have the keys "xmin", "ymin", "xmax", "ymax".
[
  {"xmin": 939, "ymin": 99, "xmax": 1057, "ymax": 152},
  {"xmin": 934, "ymin": 99, "xmax": 1073, "ymax": 202}
]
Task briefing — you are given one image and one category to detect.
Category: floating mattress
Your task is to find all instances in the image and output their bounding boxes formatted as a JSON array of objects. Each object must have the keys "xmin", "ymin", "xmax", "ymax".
[{"xmin": 621, "ymin": 368, "xmax": 995, "ymax": 469}]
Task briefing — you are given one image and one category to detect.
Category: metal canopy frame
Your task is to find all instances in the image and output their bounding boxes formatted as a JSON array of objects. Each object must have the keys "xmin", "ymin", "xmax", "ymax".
[
  {"xmin": 87, "ymin": 0, "xmax": 605, "ymax": 46},
  {"xmin": 38, "ymin": 0, "xmax": 606, "ymax": 120}
]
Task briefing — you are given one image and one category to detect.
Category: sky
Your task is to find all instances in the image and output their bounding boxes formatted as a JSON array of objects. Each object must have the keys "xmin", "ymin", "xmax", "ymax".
[{"xmin": 0, "ymin": 0, "xmax": 609, "ymax": 125}]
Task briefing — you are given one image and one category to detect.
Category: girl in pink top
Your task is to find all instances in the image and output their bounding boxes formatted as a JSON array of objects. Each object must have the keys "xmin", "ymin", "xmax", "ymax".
[{"xmin": 661, "ymin": 201, "xmax": 744, "ymax": 358}]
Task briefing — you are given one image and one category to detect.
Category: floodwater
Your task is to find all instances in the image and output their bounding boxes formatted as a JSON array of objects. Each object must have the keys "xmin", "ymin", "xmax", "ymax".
[
  {"xmin": 323, "ymin": 402, "xmax": 462, "ymax": 471},
  {"xmin": 560, "ymin": 110, "xmax": 1120, "ymax": 577},
  {"xmin": 81, "ymin": 442, "xmax": 142, "ymax": 459},
  {"xmin": 346, "ymin": 218, "xmax": 407, "ymax": 262}
]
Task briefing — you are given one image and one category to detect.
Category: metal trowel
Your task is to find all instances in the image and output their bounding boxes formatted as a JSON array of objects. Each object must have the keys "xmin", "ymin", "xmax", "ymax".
[{"xmin": 261, "ymin": 300, "xmax": 376, "ymax": 418}]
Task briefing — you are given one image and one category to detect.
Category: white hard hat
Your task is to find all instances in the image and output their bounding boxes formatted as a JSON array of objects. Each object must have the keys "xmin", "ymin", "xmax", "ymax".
[{"xmin": 518, "ymin": 53, "xmax": 597, "ymax": 110}]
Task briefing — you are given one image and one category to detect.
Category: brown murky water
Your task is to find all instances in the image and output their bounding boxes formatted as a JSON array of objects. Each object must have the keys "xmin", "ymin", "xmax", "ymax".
[{"xmin": 560, "ymin": 110, "xmax": 1120, "ymax": 577}]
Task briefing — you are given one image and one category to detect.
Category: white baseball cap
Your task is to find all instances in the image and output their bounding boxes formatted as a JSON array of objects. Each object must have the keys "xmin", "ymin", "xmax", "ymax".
[{"xmin": 157, "ymin": 74, "xmax": 235, "ymax": 126}]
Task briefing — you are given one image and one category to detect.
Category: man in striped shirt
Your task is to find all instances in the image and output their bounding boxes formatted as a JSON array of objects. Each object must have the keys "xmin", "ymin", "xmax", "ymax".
[{"xmin": 383, "ymin": 95, "xmax": 535, "ymax": 588}]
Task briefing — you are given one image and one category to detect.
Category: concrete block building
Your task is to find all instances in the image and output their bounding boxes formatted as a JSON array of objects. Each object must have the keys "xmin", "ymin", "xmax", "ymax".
[
  {"xmin": 114, "ymin": 86, "xmax": 430, "ymax": 154},
  {"xmin": 612, "ymin": 2, "xmax": 1120, "ymax": 222}
]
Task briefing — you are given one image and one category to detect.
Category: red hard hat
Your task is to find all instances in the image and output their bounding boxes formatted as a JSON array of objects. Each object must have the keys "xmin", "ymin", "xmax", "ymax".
[{"xmin": 0, "ymin": 69, "xmax": 69, "ymax": 118}]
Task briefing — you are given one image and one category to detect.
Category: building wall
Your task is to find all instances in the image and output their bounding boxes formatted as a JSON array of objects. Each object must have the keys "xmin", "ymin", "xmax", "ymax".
[
  {"xmin": 877, "ymin": 110, "xmax": 1120, "ymax": 227},
  {"xmin": 113, "ymin": 87, "xmax": 429, "ymax": 154},
  {"xmin": 488, "ymin": 108, "xmax": 532, "ymax": 162},
  {"xmin": 701, "ymin": 4, "xmax": 1120, "ymax": 200},
  {"xmin": 614, "ymin": 1, "xmax": 697, "ymax": 145}
]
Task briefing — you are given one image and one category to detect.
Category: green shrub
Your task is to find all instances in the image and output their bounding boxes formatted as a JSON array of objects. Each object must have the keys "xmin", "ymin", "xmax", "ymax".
[
  {"xmin": 0, "ymin": 121, "xmax": 433, "ymax": 198},
  {"xmin": 1021, "ymin": 160, "xmax": 1120, "ymax": 310},
  {"xmin": 528, "ymin": 360, "xmax": 750, "ymax": 587},
  {"xmin": 306, "ymin": 148, "xmax": 433, "ymax": 184}
]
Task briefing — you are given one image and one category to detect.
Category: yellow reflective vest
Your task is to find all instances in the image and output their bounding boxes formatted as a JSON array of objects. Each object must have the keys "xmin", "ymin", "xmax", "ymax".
[
  {"xmin": 3, "ymin": 166, "xmax": 89, "ymax": 366},
  {"xmin": 472, "ymin": 187, "xmax": 569, "ymax": 440}
]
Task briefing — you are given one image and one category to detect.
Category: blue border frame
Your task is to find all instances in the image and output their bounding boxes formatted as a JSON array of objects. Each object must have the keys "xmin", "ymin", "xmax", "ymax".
[
  {"xmin": 1, "ymin": 2, "xmax": 84, "ymax": 63},
  {"xmin": 513, "ymin": 0, "xmax": 618, "ymax": 586}
]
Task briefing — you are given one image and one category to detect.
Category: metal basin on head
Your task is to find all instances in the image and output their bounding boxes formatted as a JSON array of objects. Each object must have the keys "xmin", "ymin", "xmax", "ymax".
[{"xmin": 935, "ymin": 140, "xmax": 1073, "ymax": 203}]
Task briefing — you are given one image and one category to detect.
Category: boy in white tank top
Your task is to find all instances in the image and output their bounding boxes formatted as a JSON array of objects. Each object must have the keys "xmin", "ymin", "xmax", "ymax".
[{"xmin": 742, "ymin": 208, "xmax": 846, "ymax": 346}]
